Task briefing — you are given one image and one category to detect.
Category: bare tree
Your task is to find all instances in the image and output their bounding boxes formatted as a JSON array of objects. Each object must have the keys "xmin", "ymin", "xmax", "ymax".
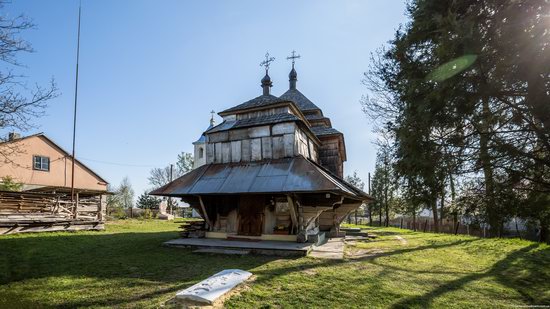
[
  {"xmin": 0, "ymin": 1, "xmax": 57, "ymax": 161},
  {"xmin": 148, "ymin": 152, "xmax": 194, "ymax": 190}
]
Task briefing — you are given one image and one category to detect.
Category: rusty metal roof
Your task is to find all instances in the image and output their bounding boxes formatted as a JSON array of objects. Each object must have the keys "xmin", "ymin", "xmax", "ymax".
[{"xmin": 150, "ymin": 156, "xmax": 369, "ymax": 200}]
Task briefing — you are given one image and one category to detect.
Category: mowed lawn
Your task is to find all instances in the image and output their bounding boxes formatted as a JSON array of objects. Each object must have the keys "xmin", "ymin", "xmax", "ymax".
[{"xmin": 0, "ymin": 220, "xmax": 549, "ymax": 308}]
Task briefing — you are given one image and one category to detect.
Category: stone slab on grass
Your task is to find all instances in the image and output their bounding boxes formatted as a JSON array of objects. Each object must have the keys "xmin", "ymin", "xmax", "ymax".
[{"xmin": 176, "ymin": 269, "xmax": 252, "ymax": 305}]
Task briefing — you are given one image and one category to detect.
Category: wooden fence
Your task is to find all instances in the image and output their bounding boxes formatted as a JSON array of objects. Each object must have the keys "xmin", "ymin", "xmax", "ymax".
[
  {"xmin": 0, "ymin": 190, "xmax": 106, "ymax": 235},
  {"xmin": 350, "ymin": 216, "xmax": 537, "ymax": 240}
]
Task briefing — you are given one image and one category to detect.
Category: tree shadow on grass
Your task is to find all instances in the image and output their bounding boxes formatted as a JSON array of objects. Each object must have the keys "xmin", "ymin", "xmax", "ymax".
[
  {"xmin": 0, "ymin": 231, "xmax": 282, "ymax": 308},
  {"xmin": 389, "ymin": 243, "xmax": 550, "ymax": 308}
]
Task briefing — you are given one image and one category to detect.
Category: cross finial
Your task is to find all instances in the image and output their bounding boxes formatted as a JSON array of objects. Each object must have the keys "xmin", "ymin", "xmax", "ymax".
[
  {"xmin": 287, "ymin": 50, "xmax": 301, "ymax": 68},
  {"xmin": 210, "ymin": 110, "xmax": 216, "ymax": 126},
  {"xmin": 260, "ymin": 52, "xmax": 275, "ymax": 73}
]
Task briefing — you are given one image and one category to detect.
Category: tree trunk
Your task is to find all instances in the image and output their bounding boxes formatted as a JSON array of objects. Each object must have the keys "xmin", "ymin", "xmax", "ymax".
[
  {"xmin": 412, "ymin": 207, "xmax": 417, "ymax": 231},
  {"xmin": 440, "ymin": 185, "xmax": 445, "ymax": 226},
  {"xmin": 368, "ymin": 205, "xmax": 372, "ymax": 225},
  {"xmin": 431, "ymin": 197, "xmax": 439, "ymax": 233},
  {"xmin": 479, "ymin": 95, "xmax": 498, "ymax": 237}
]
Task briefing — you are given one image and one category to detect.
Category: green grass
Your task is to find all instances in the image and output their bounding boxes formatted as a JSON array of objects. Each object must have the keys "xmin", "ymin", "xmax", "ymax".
[{"xmin": 1, "ymin": 220, "xmax": 549, "ymax": 308}]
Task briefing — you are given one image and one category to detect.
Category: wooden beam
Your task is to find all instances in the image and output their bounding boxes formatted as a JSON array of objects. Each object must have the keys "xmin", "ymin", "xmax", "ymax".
[
  {"xmin": 198, "ymin": 195, "xmax": 213, "ymax": 229},
  {"xmin": 286, "ymin": 195, "xmax": 298, "ymax": 234}
]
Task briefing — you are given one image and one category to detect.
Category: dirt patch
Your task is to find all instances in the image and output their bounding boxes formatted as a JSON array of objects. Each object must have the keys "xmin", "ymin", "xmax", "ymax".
[
  {"xmin": 395, "ymin": 236, "xmax": 408, "ymax": 245},
  {"xmin": 163, "ymin": 275, "xmax": 256, "ymax": 309}
]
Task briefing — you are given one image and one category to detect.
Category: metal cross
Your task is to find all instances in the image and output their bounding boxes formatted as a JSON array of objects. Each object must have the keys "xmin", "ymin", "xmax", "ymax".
[
  {"xmin": 286, "ymin": 50, "xmax": 301, "ymax": 67},
  {"xmin": 260, "ymin": 52, "xmax": 275, "ymax": 72}
]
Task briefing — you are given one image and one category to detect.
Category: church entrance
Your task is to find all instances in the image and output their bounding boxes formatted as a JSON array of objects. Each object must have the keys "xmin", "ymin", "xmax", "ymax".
[{"xmin": 237, "ymin": 195, "xmax": 264, "ymax": 236}]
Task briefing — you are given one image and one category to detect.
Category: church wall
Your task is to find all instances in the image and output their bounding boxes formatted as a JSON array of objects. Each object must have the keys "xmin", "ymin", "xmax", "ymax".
[
  {"xmin": 204, "ymin": 121, "xmax": 321, "ymax": 164},
  {"xmin": 236, "ymin": 106, "xmax": 290, "ymax": 120},
  {"xmin": 318, "ymin": 136, "xmax": 344, "ymax": 177}
]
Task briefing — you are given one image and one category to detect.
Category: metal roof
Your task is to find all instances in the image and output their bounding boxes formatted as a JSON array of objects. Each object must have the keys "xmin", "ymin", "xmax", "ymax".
[{"xmin": 150, "ymin": 156, "xmax": 369, "ymax": 200}]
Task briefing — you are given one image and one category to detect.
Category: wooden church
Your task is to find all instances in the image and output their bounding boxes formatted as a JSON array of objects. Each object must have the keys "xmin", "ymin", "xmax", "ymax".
[{"xmin": 151, "ymin": 53, "xmax": 371, "ymax": 243}]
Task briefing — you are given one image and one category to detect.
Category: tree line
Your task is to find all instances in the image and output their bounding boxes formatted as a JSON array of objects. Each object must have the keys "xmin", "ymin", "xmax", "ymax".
[{"xmin": 361, "ymin": 0, "xmax": 550, "ymax": 242}]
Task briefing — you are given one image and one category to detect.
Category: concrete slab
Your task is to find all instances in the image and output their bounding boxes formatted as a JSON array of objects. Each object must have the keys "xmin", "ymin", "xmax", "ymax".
[
  {"xmin": 309, "ymin": 238, "xmax": 345, "ymax": 260},
  {"xmin": 194, "ymin": 248, "xmax": 251, "ymax": 255},
  {"xmin": 176, "ymin": 269, "xmax": 252, "ymax": 304},
  {"xmin": 164, "ymin": 238, "xmax": 312, "ymax": 256}
]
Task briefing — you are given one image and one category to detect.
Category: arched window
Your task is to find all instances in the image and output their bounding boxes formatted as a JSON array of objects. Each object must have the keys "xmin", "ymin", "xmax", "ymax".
[{"xmin": 199, "ymin": 147, "xmax": 204, "ymax": 159}]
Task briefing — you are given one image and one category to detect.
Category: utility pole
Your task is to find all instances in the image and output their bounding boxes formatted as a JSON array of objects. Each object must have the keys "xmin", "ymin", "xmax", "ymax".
[
  {"xmin": 169, "ymin": 164, "xmax": 174, "ymax": 215},
  {"xmin": 70, "ymin": 1, "xmax": 82, "ymax": 218}
]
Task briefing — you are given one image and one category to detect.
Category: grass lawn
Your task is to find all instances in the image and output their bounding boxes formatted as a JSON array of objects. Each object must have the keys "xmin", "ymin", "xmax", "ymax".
[{"xmin": 0, "ymin": 220, "xmax": 549, "ymax": 308}]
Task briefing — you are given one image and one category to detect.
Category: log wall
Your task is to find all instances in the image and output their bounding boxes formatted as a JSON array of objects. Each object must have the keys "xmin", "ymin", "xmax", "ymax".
[{"xmin": 0, "ymin": 190, "xmax": 105, "ymax": 235}]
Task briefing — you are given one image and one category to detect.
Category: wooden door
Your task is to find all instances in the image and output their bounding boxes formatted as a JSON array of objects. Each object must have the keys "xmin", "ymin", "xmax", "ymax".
[{"xmin": 238, "ymin": 195, "xmax": 264, "ymax": 236}]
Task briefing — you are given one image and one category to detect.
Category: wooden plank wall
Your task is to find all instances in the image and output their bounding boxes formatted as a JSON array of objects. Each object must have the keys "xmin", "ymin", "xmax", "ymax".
[
  {"xmin": 0, "ymin": 190, "xmax": 105, "ymax": 234},
  {"xmin": 206, "ymin": 123, "xmax": 320, "ymax": 164}
]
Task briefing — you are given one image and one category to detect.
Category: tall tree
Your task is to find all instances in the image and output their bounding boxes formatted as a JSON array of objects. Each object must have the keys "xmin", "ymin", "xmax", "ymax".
[
  {"xmin": 345, "ymin": 171, "xmax": 365, "ymax": 224},
  {"xmin": 362, "ymin": 0, "xmax": 550, "ymax": 240}
]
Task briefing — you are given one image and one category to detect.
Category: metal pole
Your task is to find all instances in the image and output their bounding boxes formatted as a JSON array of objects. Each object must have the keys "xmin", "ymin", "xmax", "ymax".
[
  {"xmin": 169, "ymin": 164, "xmax": 173, "ymax": 215},
  {"xmin": 71, "ymin": 1, "xmax": 82, "ymax": 205}
]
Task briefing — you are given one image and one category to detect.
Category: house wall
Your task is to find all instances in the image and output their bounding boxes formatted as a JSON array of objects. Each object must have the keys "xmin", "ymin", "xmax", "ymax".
[
  {"xmin": 0, "ymin": 136, "xmax": 107, "ymax": 191},
  {"xmin": 205, "ymin": 122, "xmax": 319, "ymax": 164}
]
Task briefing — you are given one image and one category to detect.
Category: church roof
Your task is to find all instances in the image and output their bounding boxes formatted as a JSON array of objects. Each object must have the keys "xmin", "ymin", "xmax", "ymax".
[
  {"xmin": 279, "ymin": 88, "xmax": 321, "ymax": 112},
  {"xmin": 149, "ymin": 156, "xmax": 370, "ymax": 200},
  {"xmin": 219, "ymin": 94, "xmax": 290, "ymax": 115},
  {"xmin": 205, "ymin": 113, "xmax": 301, "ymax": 134},
  {"xmin": 310, "ymin": 126, "xmax": 342, "ymax": 137}
]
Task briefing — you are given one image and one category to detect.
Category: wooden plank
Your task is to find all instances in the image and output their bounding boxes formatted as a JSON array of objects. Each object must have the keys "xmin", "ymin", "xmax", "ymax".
[
  {"xmin": 229, "ymin": 128, "xmax": 248, "ymax": 141},
  {"xmin": 283, "ymin": 134, "xmax": 295, "ymax": 157},
  {"xmin": 272, "ymin": 136, "xmax": 284, "ymax": 159},
  {"xmin": 206, "ymin": 143, "xmax": 215, "ymax": 163},
  {"xmin": 272, "ymin": 122, "xmax": 295, "ymax": 135},
  {"xmin": 198, "ymin": 195, "xmax": 213, "ymax": 229},
  {"xmin": 261, "ymin": 137, "xmax": 272, "ymax": 159},
  {"xmin": 248, "ymin": 126, "xmax": 270, "ymax": 138},
  {"xmin": 222, "ymin": 142, "xmax": 231, "ymax": 163},
  {"xmin": 231, "ymin": 141, "xmax": 242, "ymax": 162},
  {"xmin": 250, "ymin": 138, "xmax": 262, "ymax": 161},
  {"xmin": 208, "ymin": 131, "xmax": 229, "ymax": 143},
  {"xmin": 286, "ymin": 195, "xmax": 298, "ymax": 234},
  {"xmin": 241, "ymin": 139, "xmax": 251, "ymax": 161},
  {"xmin": 215, "ymin": 142, "xmax": 222, "ymax": 163}
]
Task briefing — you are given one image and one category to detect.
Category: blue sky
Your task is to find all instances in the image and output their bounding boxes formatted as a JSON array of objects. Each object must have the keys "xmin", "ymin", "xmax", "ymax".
[{"xmin": 3, "ymin": 0, "xmax": 408, "ymax": 196}]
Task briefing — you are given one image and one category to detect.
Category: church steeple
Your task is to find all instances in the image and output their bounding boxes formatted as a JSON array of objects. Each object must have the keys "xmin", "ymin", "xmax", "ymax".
[
  {"xmin": 287, "ymin": 50, "xmax": 301, "ymax": 90},
  {"xmin": 210, "ymin": 110, "xmax": 216, "ymax": 127},
  {"xmin": 260, "ymin": 52, "xmax": 275, "ymax": 95}
]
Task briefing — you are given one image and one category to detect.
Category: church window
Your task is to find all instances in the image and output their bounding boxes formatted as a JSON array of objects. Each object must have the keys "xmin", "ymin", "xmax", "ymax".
[{"xmin": 199, "ymin": 147, "xmax": 204, "ymax": 159}]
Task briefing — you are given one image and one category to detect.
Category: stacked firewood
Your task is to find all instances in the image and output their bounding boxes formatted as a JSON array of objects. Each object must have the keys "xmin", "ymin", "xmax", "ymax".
[{"xmin": 179, "ymin": 220, "xmax": 205, "ymax": 238}]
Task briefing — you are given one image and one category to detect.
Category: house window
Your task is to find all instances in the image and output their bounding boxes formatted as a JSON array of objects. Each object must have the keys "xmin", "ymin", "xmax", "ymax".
[
  {"xmin": 199, "ymin": 147, "xmax": 204, "ymax": 159},
  {"xmin": 33, "ymin": 156, "xmax": 50, "ymax": 171}
]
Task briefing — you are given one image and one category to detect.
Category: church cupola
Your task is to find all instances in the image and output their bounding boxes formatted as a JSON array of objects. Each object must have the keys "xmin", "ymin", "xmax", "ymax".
[
  {"xmin": 287, "ymin": 50, "xmax": 300, "ymax": 90},
  {"xmin": 261, "ymin": 73, "xmax": 272, "ymax": 95},
  {"xmin": 260, "ymin": 52, "xmax": 275, "ymax": 95}
]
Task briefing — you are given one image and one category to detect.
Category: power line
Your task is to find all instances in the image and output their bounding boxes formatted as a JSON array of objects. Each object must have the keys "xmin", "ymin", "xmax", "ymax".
[{"xmin": 78, "ymin": 157, "xmax": 157, "ymax": 168}]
